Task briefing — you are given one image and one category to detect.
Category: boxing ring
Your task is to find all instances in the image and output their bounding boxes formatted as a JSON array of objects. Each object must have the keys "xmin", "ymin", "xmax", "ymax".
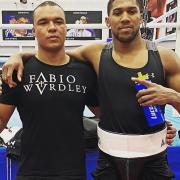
[
  {"xmin": 0, "ymin": 3, "xmax": 179, "ymax": 52},
  {"xmin": 0, "ymin": 2, "xmax": 180, "ymax": 180}
]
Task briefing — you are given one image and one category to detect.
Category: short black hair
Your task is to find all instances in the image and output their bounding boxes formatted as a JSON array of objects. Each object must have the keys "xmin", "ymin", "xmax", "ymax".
[
  {"xmin": 32, "ymin": 1, "xmax": 64, "ymax": 24},
  {"xmin": 107, "ymin": 0, "xmax": 144, "ymax": 16}
]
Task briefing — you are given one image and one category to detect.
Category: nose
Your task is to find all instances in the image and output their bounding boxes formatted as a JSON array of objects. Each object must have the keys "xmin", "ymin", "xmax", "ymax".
[
  {"xmin": 48, "ymin": 21, "xmax": 57, "ymax": 32},
  {"xmin": 121, "ymin": 12, "xmax": 130, "ymax": 23}
]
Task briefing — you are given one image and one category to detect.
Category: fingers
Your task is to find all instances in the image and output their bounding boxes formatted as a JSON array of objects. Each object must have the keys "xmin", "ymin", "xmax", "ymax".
[
  {"xmin": 132, "ymin": 78, "xmax": 167, "ymax": 106},
  {"xmin": 131, "ymin": 77, "xmax": 153, "ymax": 88},
  {"xmin": 135, "ymin": 86, "xmax": 156, "ymax": 100},
  {"xmin": 2, "ymin": 65, "xmax": 8, "ymax": 82},
  {"xmin": 138, "ymin": 99, "xmax": 157, "ymax": 106},
  {"xmin": 135, "ymin": 89, "xmax": 161, "ymax": 106},
  {"xmin": 17, "ymin": 65, "xmax": 23, "ymax": 82},
  {"xmin": 166, "ymin": 120, "xmax": 173, "ymax": 128},
  {"xmin": 2, "ymin": 63, "xmax": 17, "ymax": 88},
  {"xmin": 167, "ymin": 129, "xmax": 177, "ymax": 138},
  {"xmin": 132, "ymin": 77, "xmax": 156, "ymax": 104},
  {"xmin": 6, "ymin": 65, "xmax": 17, "ymax": 87},
  {"xmin": 136, "ymin": 92, "xmax": 153, "ymax": 102},
  {"xmin": 166, "ymin": 125, "xmax": 177, "ymax": 145},
  {"xmin": 136, "ymin": 89, "xmax": 150, "ymax": 98},
  {"xmin": 166, "ymin": 132, "xmax": 175, "ymax": 145},
  {"xmin": 166, "ymin": 138, "xmax": 174, "ymax": 145}
]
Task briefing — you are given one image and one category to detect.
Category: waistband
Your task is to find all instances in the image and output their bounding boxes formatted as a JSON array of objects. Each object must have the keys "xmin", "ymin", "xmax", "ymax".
[{"xmin": 97, "ymin": 126, "xmax": 167, "ymax": 158}]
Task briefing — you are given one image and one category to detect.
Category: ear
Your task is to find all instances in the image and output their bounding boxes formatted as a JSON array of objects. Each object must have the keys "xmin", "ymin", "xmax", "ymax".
[
  {"xmin": 32, "ymin": 26, "xmax": 35, "ymax": 37},
  {"xmin": 65, "ymin": 25, "xmax": 67, "ymax": 36},
  {"xmin": 105, "ymin": 17, "xmax": 111, "ymax": 28},
  {"xmin": 140, "ymin": 13, "xmax": 144, "ymax": 24}
]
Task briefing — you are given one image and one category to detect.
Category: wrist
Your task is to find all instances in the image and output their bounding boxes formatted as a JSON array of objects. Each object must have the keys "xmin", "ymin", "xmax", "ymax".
[{"xmin": 168, "ymin": 90, "xmax": 180, "ymax": 113}]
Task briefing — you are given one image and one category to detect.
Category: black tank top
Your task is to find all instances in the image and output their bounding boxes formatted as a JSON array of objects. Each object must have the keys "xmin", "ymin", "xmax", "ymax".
[{"xmin": 98, "ymin": 41, "xmax": 166, "ymax": 134}]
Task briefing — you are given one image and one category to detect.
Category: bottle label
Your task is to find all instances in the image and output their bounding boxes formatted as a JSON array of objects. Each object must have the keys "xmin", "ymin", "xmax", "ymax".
[{"xmin": 135, "ymin": 83, "xmax": 165, "ymax": 127}]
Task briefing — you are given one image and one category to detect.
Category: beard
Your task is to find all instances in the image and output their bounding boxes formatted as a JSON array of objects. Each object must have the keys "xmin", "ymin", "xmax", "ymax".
[{"xmin": 112, "ymin": 27, "xmax": 140, "ymax": 43}]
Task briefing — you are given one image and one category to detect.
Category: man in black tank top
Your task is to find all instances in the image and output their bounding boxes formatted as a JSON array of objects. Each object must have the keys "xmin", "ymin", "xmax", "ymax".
[{"xmin": 1, "ymin": 0, "xmax": 180, "ymax": 180}]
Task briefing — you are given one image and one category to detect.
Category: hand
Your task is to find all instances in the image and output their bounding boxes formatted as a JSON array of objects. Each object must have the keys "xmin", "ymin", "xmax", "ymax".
[
  {"xmin": 131, "ymin": 77, "xmax": 175, "ymax": 106},
  {"xmin": 166, "ymin": 120, "xmax": 176, "ymax": 145},
  {"xmin": 2, "ymin": 53, "xmax": 24, "ymax": 88}
]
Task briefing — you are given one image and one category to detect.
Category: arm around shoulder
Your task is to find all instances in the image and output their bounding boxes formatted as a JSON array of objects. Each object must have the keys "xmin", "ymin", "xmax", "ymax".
[
  {"xmin": 66, "ymin": 42, "xmax": 105, "ymax": 66},
  {"xmin": 2, "ymin": 51, "xmax": 36, "ymax": 87}
]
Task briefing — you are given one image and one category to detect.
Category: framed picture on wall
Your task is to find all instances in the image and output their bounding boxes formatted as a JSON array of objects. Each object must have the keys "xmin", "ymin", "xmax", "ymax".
[
  {"xmin": 65, "ymin": 11, "xmax": 102, "ymax": 40},
  {"xmin": 2, "ymin": 11, "xmax": 34, "ymax": 40},
  {"xmin": 166, "ymin": 0, "xmax": 177, "ymax": 35}
]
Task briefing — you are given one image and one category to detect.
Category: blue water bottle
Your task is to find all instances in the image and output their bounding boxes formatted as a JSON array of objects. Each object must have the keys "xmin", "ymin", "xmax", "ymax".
[{"xmin": 135, "ymin": 82, "xmax": 165, "ymax": 127}]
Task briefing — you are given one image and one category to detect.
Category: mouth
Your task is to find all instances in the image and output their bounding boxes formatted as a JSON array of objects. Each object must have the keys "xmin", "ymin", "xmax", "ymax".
[
  {"xmin": 119, "ymin": 26, "xmax": 133, "ymax": 33},
  {"xmin": 119, "ymin": 26, "xmax": 133, "ymax": 30},
  {"xmin": 48, "ymin": 35, "xmax": 59, "ymax": 40}
]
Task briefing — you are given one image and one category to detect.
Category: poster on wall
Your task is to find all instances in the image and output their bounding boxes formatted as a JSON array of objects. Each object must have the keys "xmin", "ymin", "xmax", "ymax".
[
  {"xmin": 2, "ymin": 11, "xmax": 34, "ymax": 40},
  {"xmin": 166, "ymin": 0, "xmax": 177, "ymax": 35},
  {"xmin": 65, "ymin": 11, "xmax": 102, "ymax": 40}
]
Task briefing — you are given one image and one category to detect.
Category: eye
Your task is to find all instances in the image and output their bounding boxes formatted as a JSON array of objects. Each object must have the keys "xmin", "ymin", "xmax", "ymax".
[
  {"xmin": 38, "ymin": 20, "xmax": 47, "ymax": 25},
  {"xmin": 128, "ymin": 9, "xmax": 137, "ymax": 15},
  {"xmin": 55, "ymin": 19, "xmax": 64, "ymax": 25},
  {"xmin": 113, "ymin": 10, "xmax": 122, "ymax": 16}
]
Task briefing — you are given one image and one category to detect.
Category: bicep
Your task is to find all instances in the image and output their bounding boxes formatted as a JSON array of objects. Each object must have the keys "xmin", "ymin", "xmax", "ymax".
[
  {"xmin": 0, "ymin": 104, "xmax": 15, "ymax": 132},
  {"xmin": 167, "ymin": 71, "xmax": 180, "ymax": 92},
  {"xmin": 158, "ymin": 47, "xmax": 180, "ymax": 91},
  {"xmin": 164, "ymin": 51, "xmax": 180, "ymax": 92}
]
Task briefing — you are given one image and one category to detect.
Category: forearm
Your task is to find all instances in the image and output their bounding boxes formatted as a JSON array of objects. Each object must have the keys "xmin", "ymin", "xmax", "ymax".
[
  {"xmin": 169, "ymin": 90, "xmax": 180, "ymax": 113},
  {"xmin": 66, "ymin": 49, "xmax": 86, "ymax": 62},
  {"xmin": 8, "ymin": 51, "xmax": 36, "ymax": 62}
]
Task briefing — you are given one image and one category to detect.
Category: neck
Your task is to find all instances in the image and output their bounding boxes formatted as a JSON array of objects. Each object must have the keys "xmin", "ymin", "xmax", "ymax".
[
  {"xmin": 113, "ymin": 33, "xmax": 145, "ymax": 54},
  {"xmin": 36, "ymin": 47, "xmax": 69, "ymax": 65}
]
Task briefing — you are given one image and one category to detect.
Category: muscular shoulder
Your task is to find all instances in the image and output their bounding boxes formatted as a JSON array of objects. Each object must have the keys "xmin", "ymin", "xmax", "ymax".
[
  {"xmin": 157, "ymin": 46, "xmax": 180, "ymax": 74},
  {"xmin": 157, "ymin": 46, "xmax": 176, "ymax": 59}
]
